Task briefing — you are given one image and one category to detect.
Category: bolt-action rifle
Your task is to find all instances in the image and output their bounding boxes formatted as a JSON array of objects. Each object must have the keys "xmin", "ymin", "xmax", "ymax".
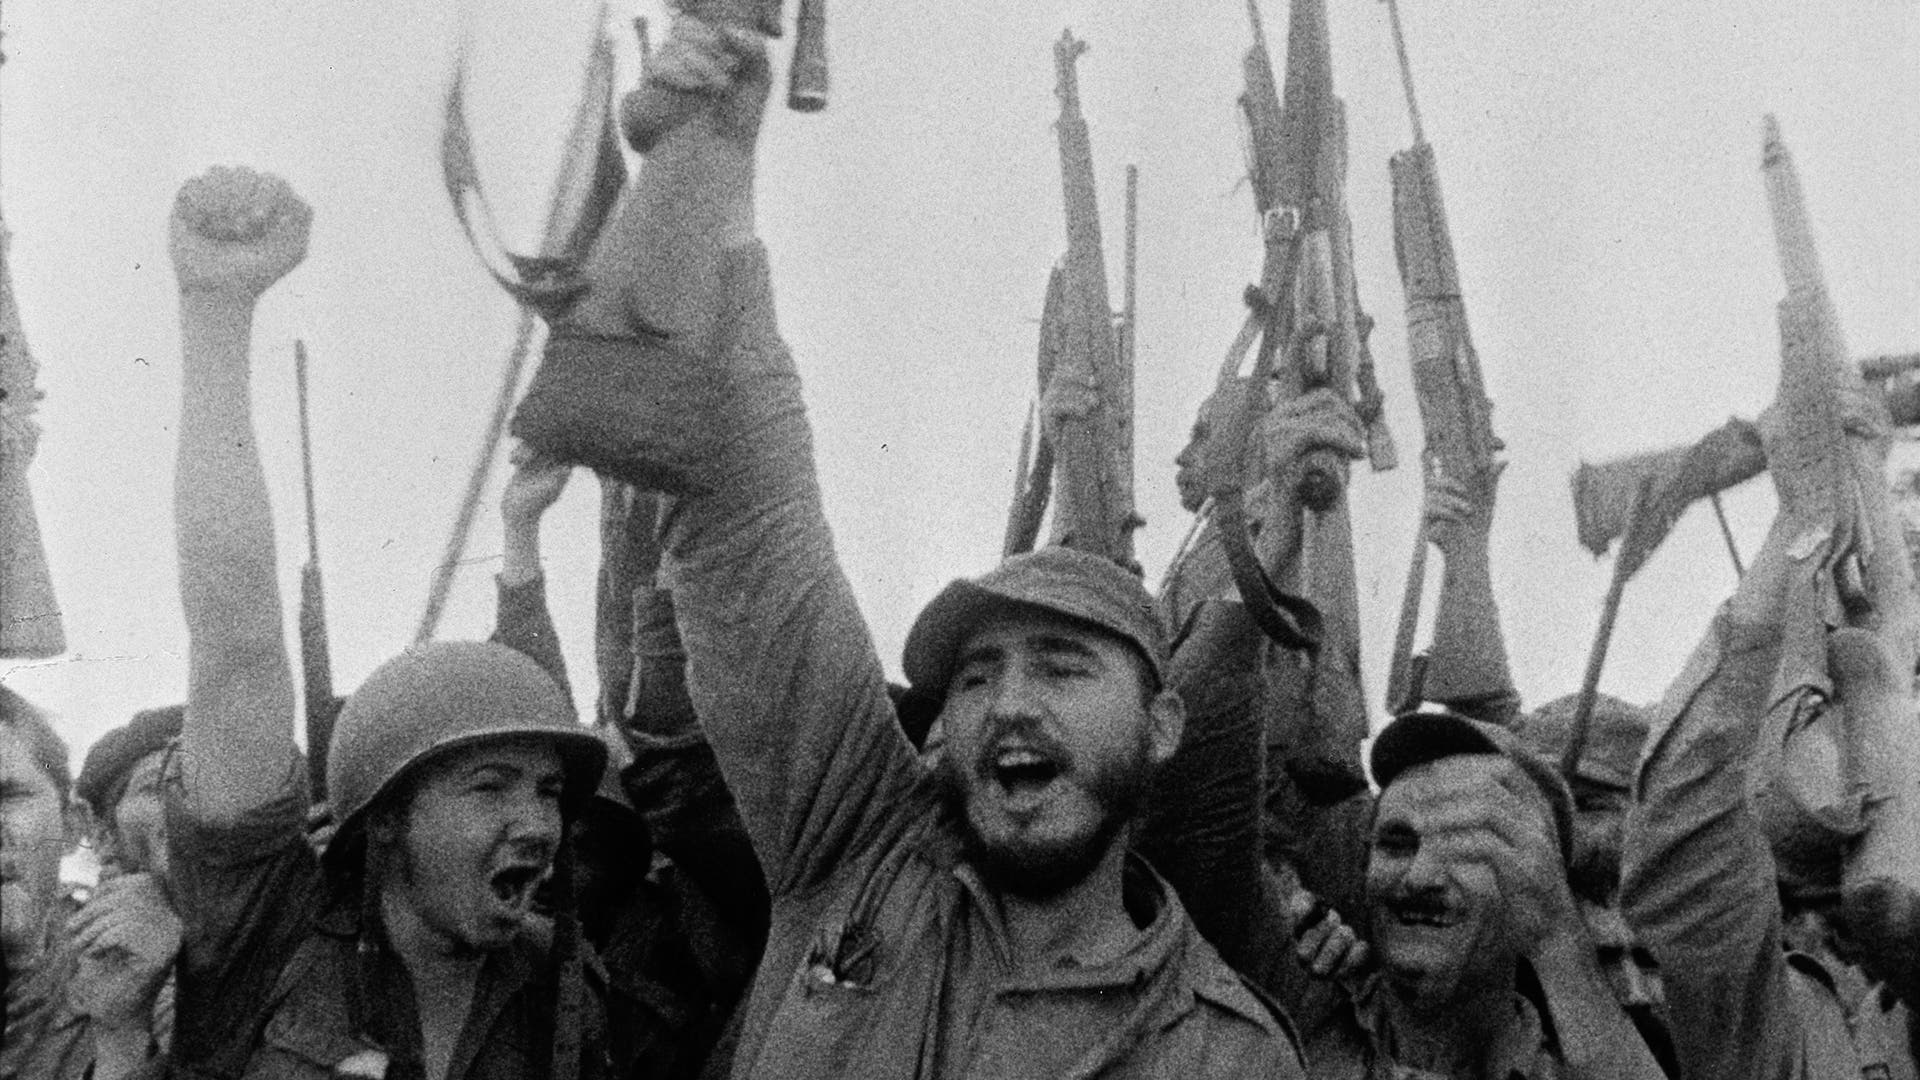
[
  {"xmin": 1758, "ymin": 116, "xmax": 1920, "ymax": 998},
  {"xmin": 1571, "ymin": 351, "xmax": 1920, "ymax": 569},
  {"xmin": 1377, "ymin": 0, "xmax": 1502, "ymax": 715},
  {"xmin": 1034, "ymin": 32, "xmax": 1138, "ymax": 568},
  {"xmin": 1194, "ymin": 0, "xmax": 1385, "ymax": 786}
]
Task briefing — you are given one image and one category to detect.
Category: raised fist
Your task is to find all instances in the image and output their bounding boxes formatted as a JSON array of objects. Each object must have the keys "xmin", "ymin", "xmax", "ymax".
[
  {"xmin": 621, "ymin": 14, "xmax": 772, "ymax": 153},
  {"xmin": 169, "ymin": 165, "xmax": 312, "ymax": 299}
]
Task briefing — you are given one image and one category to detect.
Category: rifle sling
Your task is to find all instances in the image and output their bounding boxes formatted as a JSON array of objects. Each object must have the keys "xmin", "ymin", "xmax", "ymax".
[
  {"xmin": 1213, "ymin": 492, "xmax": 1324, "ymax": 652},
  {"xmin": 1206, "ymin": 228, "xmax": 1323, "ymax": 654}
]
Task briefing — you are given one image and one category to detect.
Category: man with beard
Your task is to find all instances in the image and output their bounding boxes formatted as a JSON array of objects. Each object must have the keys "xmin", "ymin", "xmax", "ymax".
[
  {"xmin": 161, "ymin": 165, "xmax": 612, "ymax": 1080},
  {"xmin": 614, "ymin": 17, "xmax": 1303, "ymax": 1077},
  {"xmin": 1, "ymin": 688, "xmax": 170, "ymax": 1080}
]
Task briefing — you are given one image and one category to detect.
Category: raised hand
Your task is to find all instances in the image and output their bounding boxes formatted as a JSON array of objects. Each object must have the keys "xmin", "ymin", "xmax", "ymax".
[
  {"xmin": 1258, "ymin": 387, "xmax": 1365, "ymax": 485},
  {"xmin": 169, "ymin": 165, "xmax": 312, "ymax": 299},
  {"xmin": 620, "ymin": 13, "xmax": 772, "ymax": 153},
  {"xmin": 502, "ymin": 443, "xmax": 573, "ymax": 529},
  {"xmin": 1422, "ymin": 466, "xmax": 1501, "ymax": 555},
  {"xmin": 1395, "ymin": 754, "xmax": 1574, "ymax": 956},
  {"xmin": 1288, "ymin": 889, "xmax": 1371, "ymax": 984},
  {"xmin": 67, "ymin": 871, "xmax": 182, "ymax": 1027}
]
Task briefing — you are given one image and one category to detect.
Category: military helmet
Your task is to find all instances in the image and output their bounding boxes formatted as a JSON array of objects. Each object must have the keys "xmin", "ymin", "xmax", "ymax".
[{"xmin": 323, "ymin": 641, "xmax": 607, "ymax": 864}]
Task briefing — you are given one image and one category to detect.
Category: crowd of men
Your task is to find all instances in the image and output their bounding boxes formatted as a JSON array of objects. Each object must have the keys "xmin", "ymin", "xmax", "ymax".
[{"xmin": 3, "ymin": 14, "xmax": 1916, "ymax": 1080}]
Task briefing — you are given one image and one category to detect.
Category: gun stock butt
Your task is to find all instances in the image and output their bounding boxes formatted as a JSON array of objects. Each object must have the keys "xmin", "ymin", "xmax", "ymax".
[{"xmin": 787, "ymin": 0, "xmax": 828, "ymax": 112}]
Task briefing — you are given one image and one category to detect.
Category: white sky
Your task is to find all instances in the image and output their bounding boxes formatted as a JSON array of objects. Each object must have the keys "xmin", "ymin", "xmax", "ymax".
[{"xmin": 3, "ymin": 0, "xmax": 1916, "ymax": 763}]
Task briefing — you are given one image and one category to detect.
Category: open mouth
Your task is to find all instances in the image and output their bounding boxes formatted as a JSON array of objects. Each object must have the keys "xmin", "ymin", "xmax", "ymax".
[
  {"xmin": 488, "ymin": 864, "xmax": 543, "ymax": 911},
  {"xmin": 990, "ymin": 748, "xmax": 1063, "ymax": 798},
  {"xmin": 1388, "ymin": 897, "xmax": 1460, "ymax": 929}
]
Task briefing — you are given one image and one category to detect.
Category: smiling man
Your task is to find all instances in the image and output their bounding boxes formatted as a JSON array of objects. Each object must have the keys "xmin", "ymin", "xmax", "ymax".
[
  {"xmin": 1344, "ymin": 711, "xmax": 1666, "ymax": 1079},
  {"xmin": 160, "ymin": 165, "xmax": 611, "ymax": 1080}
]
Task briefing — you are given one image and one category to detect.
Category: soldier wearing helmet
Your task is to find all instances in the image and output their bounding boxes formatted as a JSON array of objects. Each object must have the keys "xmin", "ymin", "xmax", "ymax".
[{"xmin": 161, "ymin": 167, "xmax": 612, "ymax": 1080}]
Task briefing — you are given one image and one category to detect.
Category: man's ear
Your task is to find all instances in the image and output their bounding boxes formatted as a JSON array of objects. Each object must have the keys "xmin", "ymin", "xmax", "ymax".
[{"xmin": 1146, "ymin": 689, "xmax": 1187, "ymax": 767}]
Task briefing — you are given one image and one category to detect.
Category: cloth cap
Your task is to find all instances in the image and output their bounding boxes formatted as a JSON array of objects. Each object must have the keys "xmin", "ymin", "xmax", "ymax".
[
  {"xmin": 1371, "ymin": 709, "xmax": 1576, "ymax": 867},
  {"xmin": 77, "ymin": 705, "xmax": 184, "ymax": 812},
  {"xmin": 902, "ymin": 546, "xmax": 1169, "ymax": 697},
  {"xmin": 1514, "ymin": 693, "xmax": 1650, "ymax": 790},
  {"xmin": 324, "ymin": 641, "xmax": 607, "ymax": 865}
]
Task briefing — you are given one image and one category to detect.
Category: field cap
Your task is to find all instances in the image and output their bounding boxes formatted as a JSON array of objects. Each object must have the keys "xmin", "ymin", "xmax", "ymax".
[
  {"xmin": 1515, "ymin": 693, "xmax": 1650, "ymax": 790},
  {"xmin": 1371, "ymin": 709, "xmax": 1575, "ymax": 867},
  {"xmin": 77, "ymin": 705, "xmax": 184, "ymax": 812},
  {"xmin": 903, "ymin": 546, "xmax": 1169, "ymax": 697}
]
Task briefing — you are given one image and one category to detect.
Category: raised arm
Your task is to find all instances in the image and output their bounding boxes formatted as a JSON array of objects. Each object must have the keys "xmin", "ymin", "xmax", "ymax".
[
  {"xmin": 1418, "ymin": 470, "xmax": 1519, "ymax": 724},
  {"xmin": 627, "ymin": 21, "xmax": 921, "ymax": 896},
  {"xmin": 492, "ymin": 445, "xmax": 575, "ymax": 698},
  {"xmin": 1619, "ymin": 514, "xmax": 1801, "ymax": 1080},
  {"xmin": 169, "ymin": 168, "xmax": 311, "ymax": 826}
]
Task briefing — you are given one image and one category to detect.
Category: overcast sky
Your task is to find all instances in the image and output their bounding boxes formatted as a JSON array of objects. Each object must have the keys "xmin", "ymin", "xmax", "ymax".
[{"xmin": 3, "ymin": 0, "xmax": 1915, "ymax": 763}]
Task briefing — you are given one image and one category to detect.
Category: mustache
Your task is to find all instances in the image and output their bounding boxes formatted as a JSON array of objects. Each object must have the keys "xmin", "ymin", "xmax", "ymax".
[{"xmin": 971, "ymin": 715, "xmax": 1071, "ymax": 770}]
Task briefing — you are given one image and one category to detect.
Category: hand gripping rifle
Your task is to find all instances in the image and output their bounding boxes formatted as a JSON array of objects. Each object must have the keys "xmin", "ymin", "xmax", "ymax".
[
  {"xmin": 1571, "ymin": 350, "xmax": 1920, "ymax": 572},
  {"xmin": 1196, "ymin": 0, "xmax": 1382, "ymax": 789},
  {"xmin": 624, "ymin": 0, "xmax": 829, "ymax": 150},
  {"xmin": 1759, "ymin": 117, "xmax": 1920, "ymax": 990},
  {"xmin": 1378, "ymin": 0, "xmax": 1501, "ymax": 714},
  {"xmin": 1038, "ymin": 33, "xmax": 1138, "ymax": 568},
  {"xmin": 1214, "ymin": 0, "xmax": 1391, "ymax": 643}
]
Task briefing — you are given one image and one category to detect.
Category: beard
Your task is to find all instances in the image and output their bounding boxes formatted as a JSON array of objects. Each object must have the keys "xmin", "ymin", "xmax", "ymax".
[{"xmin": 937, "ymin": 726, "xmax": 1154, "ymax": 901}]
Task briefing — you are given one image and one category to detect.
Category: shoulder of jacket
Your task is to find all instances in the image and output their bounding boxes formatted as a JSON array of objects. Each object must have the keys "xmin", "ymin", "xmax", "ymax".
[{"xmin": 1190, "ymin": 959, "xmax": 1298, "ymax": 1044}]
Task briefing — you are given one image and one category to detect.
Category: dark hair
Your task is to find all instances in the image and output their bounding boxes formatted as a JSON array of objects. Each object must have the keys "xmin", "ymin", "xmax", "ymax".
[{"xmin": 1, "ymin": 685, "xmax": 72, "ymax": 802}]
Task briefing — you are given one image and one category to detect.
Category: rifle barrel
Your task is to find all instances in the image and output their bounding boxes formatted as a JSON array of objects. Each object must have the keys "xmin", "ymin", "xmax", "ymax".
[
  {"xmin": 295, "ymin": 340, "xmax": 321, "ymax": 568},
  {"xmin": 1381, "ymin": 0, "xmax": 1427, "ymax": 146}
]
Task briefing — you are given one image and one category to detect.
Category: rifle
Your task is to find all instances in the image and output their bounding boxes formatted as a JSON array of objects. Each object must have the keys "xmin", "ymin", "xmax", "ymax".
[
  {"xmin": 1572, "ymin": 352, "xmax": 1920, "ymax": 564},
  {"xmin": 1377, "ymin": 0, "xmax": 1498, "ymax": 714},
  {"xmin": 1761, "ymin": 117, "xmax": 1920, "ymax": 990},
  {"xmin": 1042, "ymin": 33, "xmax": 1137, "ymax": 567},
  {"xmin": 293, "ymin": 341, "xmax": 337, "ymax": 797},
  {"xmin": 1194, "ymin": 0, "xmax": 1377, "ymax": 785},
  {"xmin": 0, "ymin": 26, "xmax": 63, "ymax": 659}
]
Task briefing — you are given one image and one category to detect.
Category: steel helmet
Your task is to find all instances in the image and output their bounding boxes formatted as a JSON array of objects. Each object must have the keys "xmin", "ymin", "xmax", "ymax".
[{"xmin": 322, "ymin": 641, "xmax": 607, "ymax": 864}]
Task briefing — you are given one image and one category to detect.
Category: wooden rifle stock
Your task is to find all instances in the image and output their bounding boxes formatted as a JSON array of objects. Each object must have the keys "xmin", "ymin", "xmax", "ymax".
[{"xmin": 787, "ymin": 0, "xmax": 828, "ymax": 112}]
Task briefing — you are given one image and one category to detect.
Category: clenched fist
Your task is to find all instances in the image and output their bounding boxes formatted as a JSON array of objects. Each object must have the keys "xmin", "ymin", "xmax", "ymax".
[{"xmin": 169, "ymin": 165, "xmax": 312, "ymax": 299}]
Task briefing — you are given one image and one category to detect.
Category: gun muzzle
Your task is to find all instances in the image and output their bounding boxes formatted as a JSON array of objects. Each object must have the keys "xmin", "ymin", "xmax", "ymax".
[{"xmin": 787, "ymin": 0, "xmax": 828, "ymax": 112}]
